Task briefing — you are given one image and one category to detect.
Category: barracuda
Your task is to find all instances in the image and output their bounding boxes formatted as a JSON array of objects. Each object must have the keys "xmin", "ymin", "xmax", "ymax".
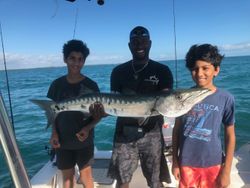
[{"xmin": 31, "ymin": 88, "xmax": 212, "ymax": 128}]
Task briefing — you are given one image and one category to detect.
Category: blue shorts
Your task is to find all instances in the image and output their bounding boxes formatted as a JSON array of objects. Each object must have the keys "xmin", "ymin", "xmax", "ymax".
[{"xmin": 56, "ymin": 145, "xmax": 94, "ymax": 170}]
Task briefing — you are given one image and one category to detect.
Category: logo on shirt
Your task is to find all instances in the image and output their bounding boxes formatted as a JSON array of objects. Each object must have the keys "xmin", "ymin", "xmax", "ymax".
[
  {"xmin": 183, "ymin": 103, "xmax": 220, "ymax": 142},
  {"xmin": 144, "ymin": 75, "xmax": 159, "ymax": 85}
]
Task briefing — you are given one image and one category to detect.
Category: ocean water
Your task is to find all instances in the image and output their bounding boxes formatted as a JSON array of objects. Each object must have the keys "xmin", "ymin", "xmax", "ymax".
[{"xmin": 0, "ymin": 56, "xmax": 250, "ymax": 187}]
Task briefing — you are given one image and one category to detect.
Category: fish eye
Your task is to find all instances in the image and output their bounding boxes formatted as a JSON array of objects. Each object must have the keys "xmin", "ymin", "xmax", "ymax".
[{"xmin": 175, "ymin": 94, "xmax": 182, "ymax": 100}]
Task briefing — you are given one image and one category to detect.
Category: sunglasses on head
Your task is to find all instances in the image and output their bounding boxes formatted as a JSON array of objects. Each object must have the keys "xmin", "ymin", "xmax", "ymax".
[{"xmin": 130, "ymin": 29, "xmax": 149, "ymax": 38}]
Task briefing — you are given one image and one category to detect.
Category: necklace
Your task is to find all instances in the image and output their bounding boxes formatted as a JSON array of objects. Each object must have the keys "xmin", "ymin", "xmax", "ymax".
[{"xmin": 131, "ymin": 61, "xmax": 149, "ymax": 80}]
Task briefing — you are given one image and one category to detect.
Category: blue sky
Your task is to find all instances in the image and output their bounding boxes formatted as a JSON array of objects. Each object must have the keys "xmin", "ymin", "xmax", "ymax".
[{"xmin": 0, "ymin": 0, "xmax": 249, "ymax": 70}]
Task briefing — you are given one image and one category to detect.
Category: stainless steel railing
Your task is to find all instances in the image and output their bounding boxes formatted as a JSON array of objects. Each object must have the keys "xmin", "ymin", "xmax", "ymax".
[{"xmin": 0, "ymin": 93, "xmax": 31, "ymax": 188}]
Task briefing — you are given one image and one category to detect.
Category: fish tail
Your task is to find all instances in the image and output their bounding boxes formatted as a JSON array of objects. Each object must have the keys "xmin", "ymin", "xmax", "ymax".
[{"xmin": 30, "ymin": 99, "xmax": 55, "ymax": 129}]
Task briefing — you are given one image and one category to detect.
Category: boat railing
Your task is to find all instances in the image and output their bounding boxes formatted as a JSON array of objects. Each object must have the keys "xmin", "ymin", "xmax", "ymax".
[{"xmin": 0, "ymin": 92, "xmax": 32, "ymax": 188}]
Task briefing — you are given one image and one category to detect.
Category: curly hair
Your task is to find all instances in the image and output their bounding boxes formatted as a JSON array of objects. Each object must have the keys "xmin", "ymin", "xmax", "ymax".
[
  {"xmin": 185, "ymin": 44, "xmax": 224, "ymax": 70},
  {"xmin": 62, "ymin": 39, "xmax": 90, "ymax": 60}
]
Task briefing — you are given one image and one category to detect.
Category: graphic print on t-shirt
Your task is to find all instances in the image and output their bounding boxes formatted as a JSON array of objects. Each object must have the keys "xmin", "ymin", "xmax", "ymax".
[
  {"xmin": 183, "ymin": 103, "xmax": 219, "ymax": 142},
  {"xmin": 144, "ymin": 75, "xmax": 159, "ymax": 85}
]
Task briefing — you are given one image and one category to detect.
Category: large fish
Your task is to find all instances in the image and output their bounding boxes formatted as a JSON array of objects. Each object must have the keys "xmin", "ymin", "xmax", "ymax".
[{"xmin": 31, "ymin": 88, "xmax": 212, "ymax": 128}]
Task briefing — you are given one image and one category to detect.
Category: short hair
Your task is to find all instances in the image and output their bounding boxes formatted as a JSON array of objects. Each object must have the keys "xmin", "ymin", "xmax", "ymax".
[
  {"xmin": 185, "ymin": 44, "xmax": 224, "ymax": 70},
  {"xmin": 62, "ymin": 39, "xmax": 90, "ymax": 59}
]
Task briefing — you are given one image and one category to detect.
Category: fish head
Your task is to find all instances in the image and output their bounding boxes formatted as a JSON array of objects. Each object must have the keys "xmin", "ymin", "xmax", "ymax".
[{"xmin": 156, "ymin": 88, "xmax": 213, "ymax": 117}]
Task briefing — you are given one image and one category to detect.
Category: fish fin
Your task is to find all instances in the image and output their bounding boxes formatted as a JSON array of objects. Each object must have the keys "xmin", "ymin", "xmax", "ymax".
[{"xmin": 30, "ymin": 99, "xmax": 55, "ymax": 129}]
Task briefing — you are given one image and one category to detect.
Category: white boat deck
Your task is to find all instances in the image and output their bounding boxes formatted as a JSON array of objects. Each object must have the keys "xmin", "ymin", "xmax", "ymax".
[
  {"xmin": 31, "ymin": 143, "xmax": 250, "ymax": 188},
  {"xmin": 31, "ymin": 118, "xmax": 250, "ymax": 188},
  {"xmin": 31, "ymin": 149, "xmax": 177, "ymax": 188}
]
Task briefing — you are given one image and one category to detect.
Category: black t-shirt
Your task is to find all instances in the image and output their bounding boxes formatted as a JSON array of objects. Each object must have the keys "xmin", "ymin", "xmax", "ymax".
[
  {"xmin": 47, "ymin": 75, "xmax": 99, "ymax": 149},
  {"xmin": 111, "ymin": 60, "xmax": 173, "ymax": 142}
]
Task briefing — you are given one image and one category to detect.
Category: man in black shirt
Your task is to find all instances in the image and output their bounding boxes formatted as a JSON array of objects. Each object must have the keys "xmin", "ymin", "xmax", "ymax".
[{"xmin": 108, "ymin": 26, "xmax": 173, "ymax": 188}]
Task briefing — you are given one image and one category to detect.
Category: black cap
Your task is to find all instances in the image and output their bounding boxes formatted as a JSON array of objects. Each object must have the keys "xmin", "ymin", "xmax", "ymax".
[{"xmin": 130, "ymin": 26, "xmax": 150, "ymax": 39}]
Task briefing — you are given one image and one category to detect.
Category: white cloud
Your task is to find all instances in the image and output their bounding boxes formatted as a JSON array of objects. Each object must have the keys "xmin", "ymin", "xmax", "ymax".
[
  {"xmin": 217, "ymin": 42, "xmax": 250, "ymax": 57},
  {"xmin": 1, "ymin": 44, "xmax": 249, "ymax": 71},
  {"xmin": 0, "ymin": 52, "xmax": 127, "ymax": 70},
  {"xmin": 87, "ymin": 54, "xmax": 126, "ymax": 65},
  {"xmin": 0, "ymin": 53, "xmax": 61, "ymax": 70},
  {"xmin": 220, "ymin": 42, "xmax": 250, "ymax": 52}
]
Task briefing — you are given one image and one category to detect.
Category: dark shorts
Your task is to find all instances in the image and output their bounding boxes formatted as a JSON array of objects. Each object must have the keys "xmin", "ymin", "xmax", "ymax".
[
  {"xmin": 108, "ymin": 126, "xmax": 162, "ymax": 188},
  {"xmin": 56, "ymin": 145, "xmax": 94, "ymax": 170}
]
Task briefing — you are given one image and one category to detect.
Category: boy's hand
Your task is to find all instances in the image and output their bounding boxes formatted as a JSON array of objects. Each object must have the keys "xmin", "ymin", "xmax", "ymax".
[
  {"xmin": 76, "ymin": 127, "xmax": 89, "ymax": 142},
  {"xmin": 50, "ymin": 131, "xmax": 60, "ymax": 149},
  {"xmin": 172, "ymin": 162, "xmax": 181, "ymax": 181},
  {"xmin": 89, "ymin": 102, "xmax": 107, "ymax": 120},
  {"xmin": 216, "ymin": 168, "xmax": 230, "ymax": 188}
]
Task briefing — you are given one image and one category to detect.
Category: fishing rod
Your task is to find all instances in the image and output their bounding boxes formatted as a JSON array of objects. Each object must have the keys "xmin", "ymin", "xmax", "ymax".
[
  {"xmin": 0, "ymin": 22, "xmax": 15, "ymax": 133},
  {"xmin": 172, "ymin": 0, "xmax": 178, "ymax": 89},
  {"xmin": 73, "ymin": 7, "xmax": 79, "ymax": 39}
]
